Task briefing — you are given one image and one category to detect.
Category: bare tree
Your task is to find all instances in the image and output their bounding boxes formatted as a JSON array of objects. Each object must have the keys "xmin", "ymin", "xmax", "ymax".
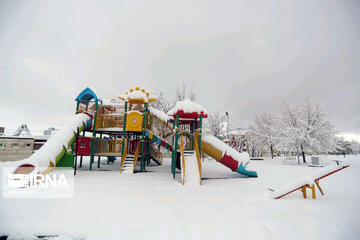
[
  {"xmin": 151, "ymin": 84, "xmax": 197, "ymax": 113},
  {"xmin": 351, "ymin": 140, "xmax": 360, "ymax": 154},
  {"xmin": 175, "ymin": 84, "xmax": 196, "ymax": 102},
  {"xmin": 150, "ymin": 92, "xmax": 173, "ymax": 113},
  {"xmin": 249, "ymin": 112, "xmax": 278, "ymax": 159},
  {"xmin": 248, "ymin": 129, "xmax": 266, "ymax": 158},
  {"xmin": 206, "ymin": 111, "xmax": 225, "ymax": 137}
]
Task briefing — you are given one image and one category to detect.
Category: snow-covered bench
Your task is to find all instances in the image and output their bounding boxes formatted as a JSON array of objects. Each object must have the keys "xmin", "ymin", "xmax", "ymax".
[
  {"xmin": 269, "ymin": 162, "xmax": 350, "ymax": 199},
  {"xmin": 283, "ymin": 157, "xmax": 297, "ymax": 165}
]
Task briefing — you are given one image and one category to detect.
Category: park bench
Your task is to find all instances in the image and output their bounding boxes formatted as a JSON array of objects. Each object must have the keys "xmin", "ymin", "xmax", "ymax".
[
  {"xmin": 283, "ymin": 157, "xmax": 297, "ymax": 165},
  {"xmin": 269, "ymin": 161, "xmax": 349, "ymax": 199}
]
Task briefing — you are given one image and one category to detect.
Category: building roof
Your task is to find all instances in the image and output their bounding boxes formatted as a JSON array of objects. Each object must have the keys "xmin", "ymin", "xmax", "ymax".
[{"xmin": 0, "ymin": 136, "xmax": 34, "ymax": 140}]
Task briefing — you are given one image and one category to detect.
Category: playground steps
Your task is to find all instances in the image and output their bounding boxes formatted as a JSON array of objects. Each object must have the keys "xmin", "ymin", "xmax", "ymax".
[
  {"xmin": 122, "ymin": 155, "xmax": 135, "ymax": 174},
  {"xmin": 184, "ymin": 153, "xmax": 201, "ymax": 186},
  {"xmin": 149, "ymin": 144, "xmax": 163, "ymax": 165}
]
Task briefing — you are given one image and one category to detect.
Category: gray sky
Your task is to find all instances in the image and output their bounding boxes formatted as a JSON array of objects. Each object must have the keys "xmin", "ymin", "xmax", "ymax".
[{"xmin": 0, "ymin": 0, "xmax": 359, "ymax": 141}]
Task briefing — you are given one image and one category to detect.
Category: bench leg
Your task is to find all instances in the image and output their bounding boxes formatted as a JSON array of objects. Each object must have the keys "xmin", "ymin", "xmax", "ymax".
[
  {"xmin": 301, "ymin": 186, "xmax": 307, "ymax": 199},
  {"xmin": 315, "ymin": 180, "xmax": 324, "ymax": 195},
  {"xmin": 311, "ymin": 184, "xmax": 316, "ymax": 199}
]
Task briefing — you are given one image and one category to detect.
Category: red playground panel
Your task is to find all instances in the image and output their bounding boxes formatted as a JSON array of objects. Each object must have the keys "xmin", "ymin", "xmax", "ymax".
[
  {"xmin": 74, "ymin": 137, "xmax": 91, "ymax": 155},
  {"xmin": 129, "ymin": 139, "xmax": 140, "ymax": 155}
]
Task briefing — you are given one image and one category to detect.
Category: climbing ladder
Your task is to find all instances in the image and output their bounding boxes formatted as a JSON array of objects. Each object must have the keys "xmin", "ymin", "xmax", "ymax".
[
  {"xmin": 122, "ymin": 157, "xmax": 135, "ymax": 173},
  {"xmin": 120, "ymin": 140, "xmax": 140, "ymax": 174}
]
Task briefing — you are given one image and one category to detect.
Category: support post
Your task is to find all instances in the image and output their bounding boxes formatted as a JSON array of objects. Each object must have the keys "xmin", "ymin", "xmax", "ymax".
[
  {"xmin": 146, "ymin": 139, "xmax": 150, "ymax": 166},
  {"xmin": 198, "ymin": 115, "xmax": 203, "ymax": 154},
  {"xmin": 79, "ymin": 130, "xmax": 85, "ymax": 167},
  {"xmin": 74, "ymin": 127, "xmax": 80, "ymax": 175},
  {"xmin": 97, "ymin": 133, "xmax": 102, "ymax": 168},
  {"xmin": 89, "ymin": 100, "xmax": 99, "ymax": 170},
  {"xmin": 140, "ymin": 103, "xmax": 147, "ymax": 171},
  {"xmin": 71, "ymin": 101, "xmax": 80, "ymax": 154},
  {"xmin": 171, "ymin": 114, "xmax": 179, "ymax": 178},
  {"xmin": 121, "ymin": 102, "xmax": 128, "ymax": 157}
]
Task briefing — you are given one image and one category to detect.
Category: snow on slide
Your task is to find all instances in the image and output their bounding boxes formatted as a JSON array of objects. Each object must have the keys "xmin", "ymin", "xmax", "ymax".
[
  {"xmin": 269, "ymin": 163, "xmax": 350, "ymax": 199},
  {"xmin": 12, "ymin": 113, "xmax": 92, "ymax": 175},
  {"xmin": 184, "ymin": 154, "xmax": 201, "ymax": 186},
  {"xmin": 201, "ymin": 135, "xmax": 257, "ymax": 177}
]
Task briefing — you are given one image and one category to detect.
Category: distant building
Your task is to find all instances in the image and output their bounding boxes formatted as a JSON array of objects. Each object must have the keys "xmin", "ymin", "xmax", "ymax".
[
  {"xmin": 44, "ymin": 127, "xmax": 57, "ymax": 135},
  {"xmin": 0, "ymin": 136, "xmax": 34, "ymax": 161},
  {"xmin": 0, "ymin": 127, "xmax": 4, "ymax": 136},
  {"xmin": 33, "ymin": 135, "xmax": 51, "ymax": 150}
]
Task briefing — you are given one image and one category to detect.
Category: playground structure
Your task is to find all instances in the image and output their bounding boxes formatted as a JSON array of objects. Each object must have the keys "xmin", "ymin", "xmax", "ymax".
[{"xmin": 13, "ymin": 87, "xmax": 257, "ymax": 185}]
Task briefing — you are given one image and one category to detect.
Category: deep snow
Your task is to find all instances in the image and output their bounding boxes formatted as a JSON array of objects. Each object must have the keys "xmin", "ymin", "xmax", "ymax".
[{"xmin": 0, "ymin": 155, "xmax": 359, "ymax": 239}]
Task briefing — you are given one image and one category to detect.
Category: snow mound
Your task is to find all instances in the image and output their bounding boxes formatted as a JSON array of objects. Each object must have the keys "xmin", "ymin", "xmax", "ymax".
[
  {"xmin": 102, "ymin": 98, "xmax": 124, "ymax": 106},
  {"xmin": 64, "ymin": 117, "xmax": 84, "ymax": 133},
  {"xmin": 167, "ymin": 99, "xmax": 208, "ymax": 116},
  {"xmin": 148, "ymin": 107, "xmax": 170, "ymax": 122},
  {"xmin": 184, "ymin": 154, "xmax": 201, "ymax": 186},
  {"xmin": 127, "ymin": 110, "xmax": 142, "ymax": 115},
  {"xmin": 56, "ymin": 128, "xmax": 75, "ymax": 147}
]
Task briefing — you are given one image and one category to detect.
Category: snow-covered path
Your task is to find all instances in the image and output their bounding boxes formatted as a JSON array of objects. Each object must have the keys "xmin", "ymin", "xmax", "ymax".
[{"xmin": 0, "ymin": 155, "xmax": 359, "ymax": 239}]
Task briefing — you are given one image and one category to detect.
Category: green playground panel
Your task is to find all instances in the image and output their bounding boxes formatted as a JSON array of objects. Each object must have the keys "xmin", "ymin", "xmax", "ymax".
[{"xmin": 56, "ymin": 151, "xmax": 74, "ymax": 168}]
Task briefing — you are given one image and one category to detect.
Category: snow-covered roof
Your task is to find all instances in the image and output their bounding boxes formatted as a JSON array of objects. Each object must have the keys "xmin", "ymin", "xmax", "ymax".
[
  {"xmin": 167, "ymin": 99, "xmax": 208, "ymax": 118},
  {"xmin": 118, "ymin": 87, "xmax": 157, "ymax": 104},
  {"xmin": 148, "ymin": 107, "xmax": 170, "ymax": 122}
]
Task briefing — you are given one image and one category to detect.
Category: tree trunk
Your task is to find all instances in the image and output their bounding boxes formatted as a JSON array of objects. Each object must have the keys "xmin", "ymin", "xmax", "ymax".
[
  {"xmin": 270, "ymin": 144, "xmax": 274, "ymax": 159},
  {"xmin": 300, "ymin": 144, "xmax": 306, "ymax": 163},
  {"xmin": 296, "ymin": 146, "xmax": 300, "ymax": 165}
]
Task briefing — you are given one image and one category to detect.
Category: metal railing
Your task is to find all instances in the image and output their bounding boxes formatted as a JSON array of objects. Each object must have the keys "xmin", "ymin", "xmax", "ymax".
[
  {"xmin": 146, "ymin": 113, "xmax": 173, "ymax": 144},
  {"xmin": 149, "ymin": 144, "xmax": 163, "ymax": 164},
  {"xmin": 95, "ymin": 114, "xmax": 124, "ymax": 130},
  {"xmin": 133, "ymin": 142, "xmax": 141, "ymax": 173},
  {"xmin": 120, "ymin": 140, "xmax": 128, "ymax": 173}
]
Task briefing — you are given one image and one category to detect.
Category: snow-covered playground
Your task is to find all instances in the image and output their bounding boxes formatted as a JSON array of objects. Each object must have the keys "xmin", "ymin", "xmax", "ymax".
[{"xmin": 1, "ymin": 155, "xmax": 359, "ymax": 240}]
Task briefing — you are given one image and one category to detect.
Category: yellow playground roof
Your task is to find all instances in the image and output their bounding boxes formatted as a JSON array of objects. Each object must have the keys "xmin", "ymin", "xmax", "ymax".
[{"xmin": 118, "ymin": 87, "xmax": 157, "ymax": 104}]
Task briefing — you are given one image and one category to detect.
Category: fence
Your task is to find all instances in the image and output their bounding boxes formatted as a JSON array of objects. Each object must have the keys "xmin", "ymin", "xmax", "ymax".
[{"xmin": 95, "ymin": 114, "xmax": 124, "ymax": 130}]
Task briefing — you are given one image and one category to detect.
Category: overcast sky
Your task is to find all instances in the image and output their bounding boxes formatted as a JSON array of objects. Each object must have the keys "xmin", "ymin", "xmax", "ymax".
[{"xmin": 0, "ymin": 0, "xmax": 359, "ymax": 141}]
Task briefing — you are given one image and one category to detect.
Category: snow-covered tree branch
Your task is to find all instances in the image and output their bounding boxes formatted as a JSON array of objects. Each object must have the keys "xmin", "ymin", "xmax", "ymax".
[
  {"xmin": 205, "ymin": 111, "xmax": 225, "ymax": 137},
  {"xmin": 249, "ymin": 100, "xmax": 339, "ymax": 162}
]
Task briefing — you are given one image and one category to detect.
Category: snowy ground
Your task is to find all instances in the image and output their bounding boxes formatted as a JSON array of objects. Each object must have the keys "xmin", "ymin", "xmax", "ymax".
[{"xmin": 0, "ymin": 155, "xmax": 359, "ymax": 239}]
